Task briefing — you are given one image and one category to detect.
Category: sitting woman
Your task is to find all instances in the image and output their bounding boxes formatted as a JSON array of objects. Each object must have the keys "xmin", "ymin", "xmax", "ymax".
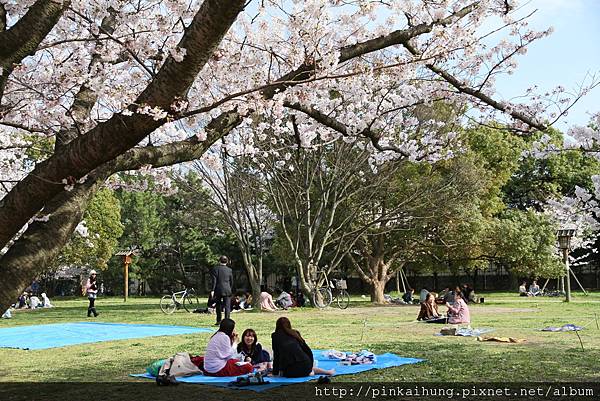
[
  {"xmin": 203, "ymin": 318, "xmax": 253, "ymax": 377},
  {"xmin": 230, "ymin": 295, "xmax": 241, "ymax": 311},
  {"xmin": 417, "ymin": 293, "xmax": 445, "ymax": 322},
  {"xmin": 446, "ymin": 291, "xmax": 471, "ymax": 324},
  {"xmin": 259, "ymin": 290, "xmax": 279, "ymax": 312},
  {"xmin": 237, "ymin": 328, "xmax": 271, "ymax": 365},
  {"xmin": 275, "ymin": 288, "xmax": 293, "ymax": 310},
  {"xmin": 271, "ymin": 317, "xmax": 334, "ymax": 377},
  {"xmin": 41, "ymin": 293, "xmax": 54, "ymax": 308},
  {"xmin": 518, "ymin": 281, "xmax": 529, "ymax": 297},
  {"xmin": 239, "ymin": 292, "xmax": 253, "ymax": 309},
  {"xmin": 402, "ymin": 288, "xmax": 415, "ymax": 304}
]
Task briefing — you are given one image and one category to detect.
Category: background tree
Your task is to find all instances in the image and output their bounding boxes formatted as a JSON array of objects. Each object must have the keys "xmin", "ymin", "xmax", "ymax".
[
  {"xmin": 108, "ymin": 173, "xmax": 230, "ymax": 295},
  {"xmin": 346, "ymin": 147, "xmax": 487, "ymax": 303},
  {"xmin": 192, "ymin": 148, "xmax": 275, "ymax": 307}
]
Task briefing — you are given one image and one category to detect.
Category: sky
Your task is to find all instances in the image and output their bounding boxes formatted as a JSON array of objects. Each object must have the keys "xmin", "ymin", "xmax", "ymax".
[{"xmin": 494, "ymin": 0, "xmax": 600, "ymax": 129}]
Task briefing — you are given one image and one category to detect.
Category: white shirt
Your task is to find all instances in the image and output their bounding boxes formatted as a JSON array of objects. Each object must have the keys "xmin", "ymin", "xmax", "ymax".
[
  {"xmin": 204, "ymin": 332, "xmax": 236, "ymax": 373},
  {"xmin": 29, "ymin": 296, "xmax": 40, "ymax": 308}
]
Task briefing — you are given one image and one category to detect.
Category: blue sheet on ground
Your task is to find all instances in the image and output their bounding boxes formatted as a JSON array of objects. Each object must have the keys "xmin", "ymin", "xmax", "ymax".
[
  {"xmin": 0, "ymin": 322, "xmax": 213, "ymax": 350},
  {"xmin": 132, "ymin": 351, "xmax": 424, "ymax": 392}
]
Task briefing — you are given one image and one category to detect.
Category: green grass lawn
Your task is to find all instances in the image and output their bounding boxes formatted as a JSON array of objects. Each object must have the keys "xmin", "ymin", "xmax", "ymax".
[{"xmin": 0, "ymin": 292, "xmax": 599, "ymax": 399}]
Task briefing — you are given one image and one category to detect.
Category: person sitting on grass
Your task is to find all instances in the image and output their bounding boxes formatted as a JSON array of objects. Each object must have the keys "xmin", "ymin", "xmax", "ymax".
[
  {"xmin": 203, "ymin": 318, "xmax": 253, "ymax": 377},
  {"xmin": 28, "ymin": 293, "xmax": 41, "ymax": 309},
  {"xmin": 417, "ymin": 293, "xmax": 443, "ymax": 322},
  {"xmin": 402, "ymin": 288, "xmax": 415, "ymax": 304},
  {"xmin": 529, "ymin": 280, "xmax": 541, "ymax": 297},
  {"xmin": 419, "ymin": 287, "xmax": 430, "ymax": 303},
  {"xmin": 41, "ymin": 293, "xmax": 54, "ymax": 308},
  {"xmin": 271, "ymin": 317, "xmax": 334, "ymax": 378},
  {"xmin": 239, "ymin": 292, "xmax": 253, "ymax": 309},
  {"xmin": 447, "ymin": 291, "xmax": 471, "ymax": 325},
  {"xmin": 16, "ymin": 293, "xmax": 27, "ymax": 309},
  {"xmin": 275, "ymin": 288, "xmax": 293, "ymax": 310},
  {"xmin": 519, "ymin": 281, "xmax": 529, "ymax": 297},
  {"xmin": 231, "ymin": 294, "xmax": 241, "ymax": 311},
  {"xmin": 237, "ymin": 328, "xmax": 271, "ymax": 365},
  {"xmin": 259, "ymin": 289, "xmax": 279, "ymax": 312}
]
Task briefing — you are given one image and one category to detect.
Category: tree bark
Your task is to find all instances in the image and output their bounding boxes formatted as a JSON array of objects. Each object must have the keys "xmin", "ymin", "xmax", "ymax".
[{"xmin": 371, "ymin": 279, "xmax": 387, "ymax": 304}]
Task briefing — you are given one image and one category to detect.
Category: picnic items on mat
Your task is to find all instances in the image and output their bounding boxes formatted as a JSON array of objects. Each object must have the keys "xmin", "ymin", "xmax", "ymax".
[
  {"xmin": 133, "ymin": 351, "xmax": 424, "ymax": 392},
  {"xmin": 437, "ymin": 327, "xmax": 494, "ymax": 337},
  {"xmin": 322, "ymin": 349, "xmax": 377, "ymax": 365}
]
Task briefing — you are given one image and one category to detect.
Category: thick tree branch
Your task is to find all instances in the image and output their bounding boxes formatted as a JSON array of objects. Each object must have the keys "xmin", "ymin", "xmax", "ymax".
[
  {"xmin": 56, "ymin": 8, "xmax": 119, "ymax": 149},
  {"xmin": 0, "ymin": 0, "xmax": 70, "ymax": 103},
  {"xmin": 0, "ymin": 3, "xmax": 6, "ymax": 32},
  {"xmin": 0, "ymin": 0, "xmax": 245, "ymax": 249},
  {"xmin": 0, "ymin": 0, "xmax": 69, "ymax": 62}
]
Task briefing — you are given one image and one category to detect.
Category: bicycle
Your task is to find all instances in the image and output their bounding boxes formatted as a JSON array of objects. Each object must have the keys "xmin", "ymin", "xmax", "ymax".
[
  {"xmin": 311, "ymin": 269, "xmax": 350, "ymax": 309},
  {"xmin": 160, "ymin": 287, "xmax": 200, "ymax": 314}
]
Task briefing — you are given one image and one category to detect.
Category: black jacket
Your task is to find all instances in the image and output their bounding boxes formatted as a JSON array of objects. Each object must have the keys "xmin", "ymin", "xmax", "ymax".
[
  {"xmin": 210, "ymin": 263, "xmax": 233, "ymax": 296},
  {"xmin": 271, "ymin": 330, "xmax": 313, "ymax": 375}
]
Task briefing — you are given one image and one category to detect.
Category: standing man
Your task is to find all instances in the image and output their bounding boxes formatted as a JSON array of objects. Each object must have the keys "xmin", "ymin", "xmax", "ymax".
[{"xmin": 210, "ymin": 255, "xmax": 233, "ymax": 326}]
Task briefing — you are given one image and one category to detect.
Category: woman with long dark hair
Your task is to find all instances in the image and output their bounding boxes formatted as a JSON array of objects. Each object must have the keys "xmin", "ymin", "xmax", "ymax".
[
  {"xmin": 204, "ymin": 318, "xmax": 254, "ymax": 376},
  {"xmin": 271, "ymin": 317, "xmax": 334, "ymax": 377},
  {"xmin": 85, "ymin": 270, "xmax": 99, "ymax": 317},
  {"xmin": 237, "ymin": 328, "xmax": 270, "ymax": 365}
]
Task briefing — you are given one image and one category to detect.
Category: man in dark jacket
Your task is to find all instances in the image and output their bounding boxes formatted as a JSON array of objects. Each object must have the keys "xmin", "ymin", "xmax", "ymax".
[{"xmin": 210, "ymin": 255, "xmax": 233, "ymax": 325}]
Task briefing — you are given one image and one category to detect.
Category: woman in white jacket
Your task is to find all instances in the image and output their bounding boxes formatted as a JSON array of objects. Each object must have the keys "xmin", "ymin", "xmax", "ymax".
[{"xmin": 85, "ymin": 270, "xmax": 99, "ymax": 317}]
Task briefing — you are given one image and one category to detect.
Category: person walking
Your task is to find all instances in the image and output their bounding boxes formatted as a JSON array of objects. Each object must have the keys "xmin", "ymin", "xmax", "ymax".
[
  {"xmin": 210, "ymin": 255, "xmax": 233, "ymax": 326},
  {"xmin": 85, "ymin": 270, "xmax": 100, "ymax": 317}
]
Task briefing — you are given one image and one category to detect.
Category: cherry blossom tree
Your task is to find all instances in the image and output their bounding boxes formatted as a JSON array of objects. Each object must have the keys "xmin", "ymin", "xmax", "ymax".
[
  {"xmin": 0, "ymin": 0, "xmax": 583, "ymax": 310},
  {"xmin": 191, "ymin": 147, "xmax": 275, "ymax": 308}
]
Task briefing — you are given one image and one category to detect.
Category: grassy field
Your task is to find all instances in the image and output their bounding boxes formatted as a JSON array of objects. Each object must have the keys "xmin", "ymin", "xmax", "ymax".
[{"xmin": 0, "ymin": 292, "xmax": 599, "ymax": 400}]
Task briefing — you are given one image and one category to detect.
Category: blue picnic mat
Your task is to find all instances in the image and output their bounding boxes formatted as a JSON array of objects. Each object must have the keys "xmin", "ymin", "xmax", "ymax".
[
  {"xmin": 0, "ymin": 322, "xmax": 213, "ymax": 350},
  {"xmin": 132, "ymin": 351, "xmax": 424, "ymax": 391}
]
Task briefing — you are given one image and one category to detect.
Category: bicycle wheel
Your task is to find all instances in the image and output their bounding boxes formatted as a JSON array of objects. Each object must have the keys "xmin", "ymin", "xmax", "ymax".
[
  {"xmin": 336, "ymin": 289, "xmax": 350, "ymax": 309},
  {"xmin": 182, "ymin": 294, "xmax": 200, "ymax": 313},
  {"xmin": 312, "ymin": 287, "xmax": 332, "ymax": 308},
  {"xmin": 160, "ymin": 295, "xmax": 177, "ymax": 314}
]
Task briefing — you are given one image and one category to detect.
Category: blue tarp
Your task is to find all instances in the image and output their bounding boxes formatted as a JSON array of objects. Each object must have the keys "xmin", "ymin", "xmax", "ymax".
[
  {"xmin": 132, "ymin": 351, "xmax": 424, "ymax": 392},
  {"xmin": 0, "ymin": 322, "xmax": 212, "ymax": 350}
]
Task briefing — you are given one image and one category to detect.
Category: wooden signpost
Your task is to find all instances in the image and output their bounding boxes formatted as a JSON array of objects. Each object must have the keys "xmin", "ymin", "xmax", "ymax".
[{"xmin": 115, "ymin": 248, "xmax": 138, "ymax": 302}]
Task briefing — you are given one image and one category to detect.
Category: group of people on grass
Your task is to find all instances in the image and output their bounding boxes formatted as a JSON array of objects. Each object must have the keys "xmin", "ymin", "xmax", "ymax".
[
  {"xmin": 13, "ymin": 291, "xmax": 53, "ymax": 309},
  {"xmin": 2, "ymin": 287, "xmax": 55, "ymax": 319},
  {"xmin": 414, "ymin": 286, "xmax": 471, "ymax": 324},
  {"xmin": 202, "ymin": 317, "xmax": 334, "ymax": 378},
  {"xmin": 519, "ymin": 280, "xmax": 541, "ymax": 297}
]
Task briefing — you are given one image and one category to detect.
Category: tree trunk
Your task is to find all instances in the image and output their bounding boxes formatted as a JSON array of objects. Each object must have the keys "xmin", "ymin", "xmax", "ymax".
[
  {"xmin": 0, "ymin": 176, "xmax": 102, "ymax": 312},
  {"xmin": 250, "ymin": 280, "xmax": 262, "ymax": 310},
  {"xmin": 371, "ymin": 280, "xmax": 387, "ymax": 304}
]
